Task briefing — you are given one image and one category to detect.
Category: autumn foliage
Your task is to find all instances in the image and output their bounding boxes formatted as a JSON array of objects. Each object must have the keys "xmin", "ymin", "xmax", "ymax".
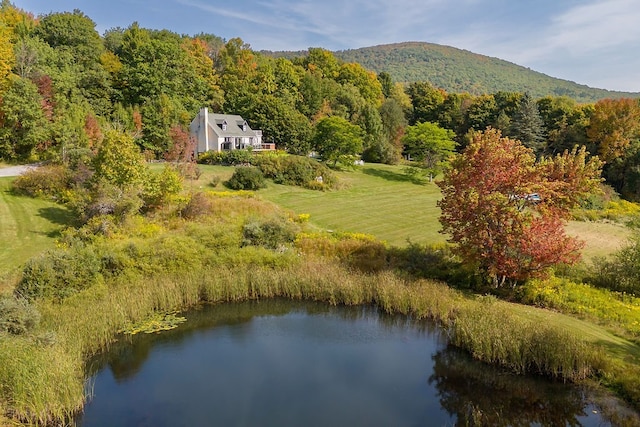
[{"xmin": 437, "ymin": 128, "xmax": 602, "ymax": 286}]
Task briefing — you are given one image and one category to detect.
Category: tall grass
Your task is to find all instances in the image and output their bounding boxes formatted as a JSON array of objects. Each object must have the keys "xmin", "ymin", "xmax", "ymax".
[
  {"xmin": 0, "ymin": 337, "xmax": 84, "ymax": 425},
  {"xmin": 450, "ymin": 296, "xmax": 605, "ymax": 381},
  {"xmin": 2, "ymin": 254, "xmax": 609, "ymax": 425}
]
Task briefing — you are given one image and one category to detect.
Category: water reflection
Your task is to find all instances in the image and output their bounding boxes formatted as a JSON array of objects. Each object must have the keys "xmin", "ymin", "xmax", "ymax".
[
  {"xmin": 431, "ymin": 347, "xmax": 590, "ymax": 426},
  {"xmin": 80, "ymin": 300, "xmax": 637, "ymax": 427}
]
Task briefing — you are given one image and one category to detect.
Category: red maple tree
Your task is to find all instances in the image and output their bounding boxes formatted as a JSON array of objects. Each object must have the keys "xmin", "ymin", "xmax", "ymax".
[{"xmin": 437, "ymin": 128, "xmax": 602, "ymax": 287}]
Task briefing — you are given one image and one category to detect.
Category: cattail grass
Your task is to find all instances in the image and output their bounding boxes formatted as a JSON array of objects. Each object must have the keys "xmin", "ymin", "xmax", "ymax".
[
  {"xmin": 450, "ymin": 296, "xmax": 606, "ymax": 381},
  {"xmin": 0, "ymin": 337, "xmax": 84, "ymax": 425}
]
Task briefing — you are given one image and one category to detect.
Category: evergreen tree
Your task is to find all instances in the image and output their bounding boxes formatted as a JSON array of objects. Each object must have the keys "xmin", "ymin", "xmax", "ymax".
[{"xmin": 509, "ymin": 92, "xmax": 545, "ymax": 155}]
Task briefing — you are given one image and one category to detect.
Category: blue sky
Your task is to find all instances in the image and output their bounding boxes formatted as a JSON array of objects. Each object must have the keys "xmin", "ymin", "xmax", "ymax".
[{"xmin": 13, "ymin": 0, "xmax": 640, "ymax": 92}]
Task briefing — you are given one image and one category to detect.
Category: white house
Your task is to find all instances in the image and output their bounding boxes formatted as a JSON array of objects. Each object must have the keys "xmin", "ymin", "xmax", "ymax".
[{"xmin": 189, "ymin": 108, "xmax": 275, "ymax": 155}]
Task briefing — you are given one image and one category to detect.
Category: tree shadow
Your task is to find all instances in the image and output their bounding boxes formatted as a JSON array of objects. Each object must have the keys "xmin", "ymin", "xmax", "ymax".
[
  {"xmin": 36, "ymin": 206, "xmax": 76, "ymax": 237},
  {"xmin": 595, "ymin": 337, "xmax": 640, "ymax": 363},
  {"xmin": 362, "ymin": 167, "xmax": 419, "ymax": 184}
]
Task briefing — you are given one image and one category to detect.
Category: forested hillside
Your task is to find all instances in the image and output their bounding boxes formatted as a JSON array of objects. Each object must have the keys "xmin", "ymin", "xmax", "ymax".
[
  {"xmin": 269, "ymin": 42, "xmax": 639, "ymax": 103},
  {"xmin": 2, "ymin": 2, "xmax": 640, "ymax": 201}
]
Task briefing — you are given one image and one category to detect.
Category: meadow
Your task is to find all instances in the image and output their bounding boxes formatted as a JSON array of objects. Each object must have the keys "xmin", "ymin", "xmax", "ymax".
[{"xmin": 190, "ymin": 163, "xmax": 631, "ymax": 256}]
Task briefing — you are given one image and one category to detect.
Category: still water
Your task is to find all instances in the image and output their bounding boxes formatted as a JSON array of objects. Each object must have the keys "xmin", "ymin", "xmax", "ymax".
[{"xmin": 78, "ymin": 300, "xmax": 636, "ymax": 426}]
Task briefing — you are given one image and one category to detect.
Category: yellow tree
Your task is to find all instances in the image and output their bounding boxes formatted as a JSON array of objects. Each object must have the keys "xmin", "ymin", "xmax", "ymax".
[
  {"xmin": 184, "ymin": 37, "xmax": 223, "ymax": 109},
  {"xmin": 587, "ymin": 98, "xmax": 640, "ymax": 200},
  {"xmin": 337, "ymin": 62, "xmax": 384, "ymax": 107},
  {"xmin": 0, "ymin": 25, "xmax": 14, "ymax": 90},
  {"xmin": 587, "ymin": 98, "xmax": 640, "ymax": 163}
]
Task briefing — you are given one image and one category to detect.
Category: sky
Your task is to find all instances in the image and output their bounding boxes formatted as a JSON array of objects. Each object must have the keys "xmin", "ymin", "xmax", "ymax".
[{"xmin": 12, "ymin": 0, "xmax": 640, "ymax": 92}]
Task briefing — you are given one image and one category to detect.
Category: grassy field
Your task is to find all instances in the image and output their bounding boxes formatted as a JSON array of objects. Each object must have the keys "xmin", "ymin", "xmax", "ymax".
[
  {"xmin": 566, "ymin": 220, "xmax": 632, "ymax": 261},
  {"xmin": 191, "ymin": 163, "xmax": 630, "ymax": 257},
  {"xmin": 192, "ymin": 163, "xmax": 441, "ymax": 246},
  {"xmin": 0, "ymin": 178, "xmax": 74, "ymax": 284}
]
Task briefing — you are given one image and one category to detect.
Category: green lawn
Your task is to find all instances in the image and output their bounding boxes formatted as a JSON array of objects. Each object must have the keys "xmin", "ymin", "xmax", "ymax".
[
  {"xmin": 193, "ymin": 163, "xmax": 445, "ymax": 247},
  {"xmin": 0, "ymin": 178, "xmax": 74, "ymax": 281}
]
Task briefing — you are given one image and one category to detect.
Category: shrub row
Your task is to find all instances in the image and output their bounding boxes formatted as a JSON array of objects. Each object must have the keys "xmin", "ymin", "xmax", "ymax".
[
  {"xmin": 253, "ymin": 154, "xmax": 336, "ymax": 189},
  {"xmin": 197, "ymin": 151, "xmax": 337, "ymax": 190}
]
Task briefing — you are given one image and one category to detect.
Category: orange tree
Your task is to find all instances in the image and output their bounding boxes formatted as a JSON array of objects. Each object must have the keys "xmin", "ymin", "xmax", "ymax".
[{"xmin": 437, "ymin": 128, "xmax": 602, "ymax": 287}]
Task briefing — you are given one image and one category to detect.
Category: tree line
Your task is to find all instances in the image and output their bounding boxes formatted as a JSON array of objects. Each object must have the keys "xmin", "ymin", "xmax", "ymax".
[{"xmin": 1, "ymin": 1, "xmax": 639, "ymax": 201}]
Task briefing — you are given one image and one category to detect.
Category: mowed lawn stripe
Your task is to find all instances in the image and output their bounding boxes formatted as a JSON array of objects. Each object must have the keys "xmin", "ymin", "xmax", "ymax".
[
  {"xmin": 260, "ymin": 164, "xmax": 444, "ymax": 246},
  {"xmin": 0, "ymin": 178, "xmax": 74, "ymax": 277}
]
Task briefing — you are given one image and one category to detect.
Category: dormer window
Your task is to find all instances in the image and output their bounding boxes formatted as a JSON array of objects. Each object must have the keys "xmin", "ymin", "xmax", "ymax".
[
  {"xmin": 222, "ymin": 120, "xmax": 227, "ymax": 131},
  {"xmin": 242, "ymin": 121, "xmax": 247, "ymax": 131}
]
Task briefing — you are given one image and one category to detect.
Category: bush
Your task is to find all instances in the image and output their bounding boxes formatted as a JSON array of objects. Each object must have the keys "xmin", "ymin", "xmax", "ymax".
[
  {"xmin": 0, "ymin": 296, "xmax": 40, "ymax": 335},
  {"xmin": 83, "ymin": 182, "xmax": 144, "ymax": 222},
  {"xmin": 210, "ymin": 175, "xmax": 221, "ymax": 188},
  {"xmin": 197, "ymin": 150, "xmax": 254, "ymax": 166},
  {"xmin": 142, "ymin": 165, "xmax": 183, "ymax": 209},
  {"xmin": 16, "ymin": 247, "xmax": 103, "ymax": 301},
  {"xmin": 180, "ymin": 192, "xmax": 215, "ymax": 219},
  {"xmin": 197, "ymin": 150, "xmax": 225, "ymax": 165},
  {"xmin": 254, "ymin": 155, "xmax": 336, "ymax": 189},
  {"xmin": 242, "ymin": 217, "xmax": 299, "ymax": 249},
  {"xmin": 591, "ymin": 233, "xmax": 640, "ymax": 295},
  {"xmin": 225, "ymin": 166, "xmax": 266, "ymax": 190},
  {"xmin": 11, "ymin": 165, "xmax": 71, "ymax": 200}
]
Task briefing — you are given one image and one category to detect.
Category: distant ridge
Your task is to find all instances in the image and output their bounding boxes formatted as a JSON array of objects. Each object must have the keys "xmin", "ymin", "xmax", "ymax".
[{"xmin": 266, "ymin": 42, "xmax": 639, "ymax": 103}]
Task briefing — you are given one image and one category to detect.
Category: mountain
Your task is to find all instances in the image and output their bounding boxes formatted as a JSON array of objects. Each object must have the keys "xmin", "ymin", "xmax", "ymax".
[{"xmin": 267, "ymin": 42, "xmax": 639, "ymax": 103}]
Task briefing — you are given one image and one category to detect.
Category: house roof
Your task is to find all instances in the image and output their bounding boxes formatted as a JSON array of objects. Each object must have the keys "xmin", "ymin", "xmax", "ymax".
[{"xmin": 208, "ymin": 113, "xmax": 259, "ymax": 137}]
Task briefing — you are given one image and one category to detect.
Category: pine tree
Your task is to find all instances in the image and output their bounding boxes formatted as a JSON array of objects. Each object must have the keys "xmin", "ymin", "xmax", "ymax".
[{"xmin": 509, "ymin": 93, "xmax": 545, "ymax": 155}]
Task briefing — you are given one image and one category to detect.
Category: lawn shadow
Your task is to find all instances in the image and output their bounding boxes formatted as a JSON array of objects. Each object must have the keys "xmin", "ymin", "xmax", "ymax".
[
  {"xmin": 36, "ymin": 206, "xmax": 76, "ymax": 237},
  {"xmin": 362, "ymin": 167, "xmax": 420, "ymax": 184},
  {"xmin": 595, "ymin": 337, "xmax": 640, "ymax": 363}
]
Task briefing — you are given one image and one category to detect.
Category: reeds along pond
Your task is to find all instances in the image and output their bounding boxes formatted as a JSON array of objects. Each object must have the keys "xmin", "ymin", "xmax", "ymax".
[{"xmin": 2, "ymin": 253, "xmax": 607, "ymax": 425}]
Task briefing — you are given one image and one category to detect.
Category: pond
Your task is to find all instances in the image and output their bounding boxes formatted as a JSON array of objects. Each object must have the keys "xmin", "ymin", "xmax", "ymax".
[{"xmin": 77, "ymin": 300, "xmax": 636, "ymax": 426}]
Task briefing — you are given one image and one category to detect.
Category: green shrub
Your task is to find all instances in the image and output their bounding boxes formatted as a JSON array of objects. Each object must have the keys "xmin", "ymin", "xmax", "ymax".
[
  {"xmin": 210, "ymin": 175, "xmax": 221, "ymax": 187},
  {"xmin": 197, "ymin": 150, "xmax": 254, "ymax": 166},
  {"xmin": 11, "ymin": 165, "xmax": 71, "ymax": 200},
  {"xmin": 197, "ymin": 150, "xmax": 226, "ymax": 165},
  {"xmin": 591, "ymin": 233, "xmax": 640, "ymax": 295},
  {"xmin": 83, "ymin": 181, "xmax": 144, "ymax": 222},
  {"xmin": 142, "ymin": 165, "xmax": 183, "ymax": 209},
  {"xmin": 0, "ymin": 295, "xmax": 40, "ymax": 335},
  {"xmin": 224, "ymin": 150, "xmax": 254, "ymax": 165},
  {"xmin": 254, "ymin": 155, "xmax": 336, "ymax": 189},
  {"xmin": 226, "ymin": 166, "xmax": 266, "ymax": 190},
  {"xmin": 16, "ymin": 247, "xmax": 103, "ymax": 301},
  {"xmin": 572, "ymin": 195, "xmax": 640, "ymax": 223},
  {"xmin": 242, "ymin": 217, "xmax": 299, "ymax": 249}
]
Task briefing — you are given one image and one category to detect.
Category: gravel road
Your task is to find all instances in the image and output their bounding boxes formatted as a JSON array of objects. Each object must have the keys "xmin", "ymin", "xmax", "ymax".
[{"xmin": 0, "ymin": 165, "xmax": 38, "ymax": 177}]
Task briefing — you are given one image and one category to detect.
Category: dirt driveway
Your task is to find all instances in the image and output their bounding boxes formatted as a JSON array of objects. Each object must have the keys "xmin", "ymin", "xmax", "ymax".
[{"xmin": 0, "ymin": 164, "xmax": 37, "ymax": 177}]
